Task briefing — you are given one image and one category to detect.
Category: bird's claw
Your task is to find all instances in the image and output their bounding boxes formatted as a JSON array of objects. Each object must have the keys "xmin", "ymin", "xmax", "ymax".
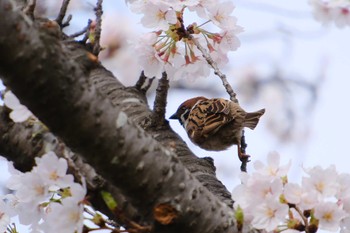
[{"xmin": 239, "ymin": 153, "xmax": 250, "ymax": 162}]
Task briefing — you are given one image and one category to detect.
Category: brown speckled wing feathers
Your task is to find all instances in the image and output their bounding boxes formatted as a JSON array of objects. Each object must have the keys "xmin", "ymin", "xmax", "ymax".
[{"xmin": 186, "ymin": 98, "xmax": 234, "ymax": 142}]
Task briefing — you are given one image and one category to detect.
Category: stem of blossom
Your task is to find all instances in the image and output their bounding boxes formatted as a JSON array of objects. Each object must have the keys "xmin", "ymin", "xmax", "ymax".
[
  {"xmin": 196, "ymin": 20, "xmax": 211, "ymax": 28},
  {"xmin": 293, "ymin": 206, "xmax": 309, "ymax": 233},
  {"xmin": 189, "ymin": 35, "xmax": 239, "ymax": 103}
]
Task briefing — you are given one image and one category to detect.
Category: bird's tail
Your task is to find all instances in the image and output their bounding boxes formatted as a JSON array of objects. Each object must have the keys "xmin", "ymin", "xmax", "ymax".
[{"xmin": 243, "ymin": 109, "xmax": 265, "ymax": 130}]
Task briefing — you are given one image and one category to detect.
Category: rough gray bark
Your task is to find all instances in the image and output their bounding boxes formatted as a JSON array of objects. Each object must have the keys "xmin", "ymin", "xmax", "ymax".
[
  {"xmin": 0, "ymin": 107, "xmax": 140, "ymax": 222},
  {"xmin": 0, "ymin": 0, "xmax": 240, "ymax": 232}
]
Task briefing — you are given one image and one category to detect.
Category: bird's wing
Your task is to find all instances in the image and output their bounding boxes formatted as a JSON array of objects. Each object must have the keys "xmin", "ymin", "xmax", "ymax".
[{"xmin": 186, "ymin": 98, "xmax": 233, "ymax": 140}]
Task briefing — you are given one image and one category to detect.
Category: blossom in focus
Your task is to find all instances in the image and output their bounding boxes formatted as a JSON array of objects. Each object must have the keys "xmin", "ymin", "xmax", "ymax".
[
  {"xmin": 251, "ymin": 197, "xmax": 289, "ymax": 231},
  {"xmin": 314, "ymin": 202, "xmax": 348, "ymax": 231},
  {"xmin": 41, "ymin": 198, "xmax": 84, "ymax": 233},
  {"xmin": 33, "ymin": 151, "xmax": 74, "ymax": 188},
  {"xmin": 233, "ymin": 152, "xmax": 350, "ymax": 232},
  {"xmin": 126, "ymin": 0, "xmax": 242, "ymax": 79},
  {"xmin": 3, "ymin": 151, "xmax": 86, "ymax": 232},
  {"xmin": 3, "ymin": 91, "xmax": 34, "ymax": 122}
]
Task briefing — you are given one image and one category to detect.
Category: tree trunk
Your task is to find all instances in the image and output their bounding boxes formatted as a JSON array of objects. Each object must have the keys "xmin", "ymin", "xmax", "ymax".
[{"xmin": 0, "ymin": 0, "xmax": 246, "ymax": 232}]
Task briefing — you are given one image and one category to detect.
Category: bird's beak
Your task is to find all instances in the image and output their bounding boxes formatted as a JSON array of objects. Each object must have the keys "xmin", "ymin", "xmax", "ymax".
[{"xmin": 169, "ymin": 112, "xmax": 178, "ymax": 120}]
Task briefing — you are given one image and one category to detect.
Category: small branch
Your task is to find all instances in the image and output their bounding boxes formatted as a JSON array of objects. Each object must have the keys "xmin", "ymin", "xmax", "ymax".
[
  {"xmin": 239, "ymin": 130, "xmax": 248, "ymax": 173},
  {"xmin": 142, "ymin": 77, "xmax": 155, "ymax": 93},
  {"xmin": 70, "ymin": 19, "xmax": 93, "ymax": 39},
  {"xmin": 135, "ymin": 71, "xmax": 147, "ymax": 90},
  {"xmin": 55, "ymin": 0, "xmax": 71, "ymax": 27},
  {"xmin": 135, "ymin": 71, "xmax": 155, "ymax": 94},
  {"xmin": 293, "ymin": 206, "xmax": 309, "ymax": 233},
  {"xmin": 23, "ymin": 0, "xmax": 36, "ymax": 20},
  {"xmin": 152, "ymin": 72, "xmax": 169, "ymax": 127},
  {"xmin": 80, "ymin": 19, "xmax": 93, "ymax": 43},
  {"xmin": 189, "ymin": 35, "xmax": 239, "ymax": 103},
  {"xmin": 92, "ymin": 0, "xmax": 104, "ymax": 56},
  {"xmin": 61, "ymin": 14, "xmax": 72, "ymax": 28}
]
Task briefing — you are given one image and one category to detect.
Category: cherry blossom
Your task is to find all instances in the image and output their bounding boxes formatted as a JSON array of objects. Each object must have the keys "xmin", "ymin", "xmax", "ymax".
[
  {"xmin": 33, "ymin": 151, "xmax": 74, "ymax": 188},
  {"xmin": 2, "ymin": 151, "xmax": 87, "ymax": 232},
  {"xmin": 207, "ymin": 1, "xmax": 238, "ymax": 30},
  {"xmin": 253, "ymin": 151, "xmax": 291, "ymax": 178},
  {"xmin": 0, "ymin": 199, "xmax": 10, "ymax": 233},
  {"xmin": 140, "ymin": 2, "xmax": 177, "ymax": 30},
  {"xmin": 251, "ymin": 196, "xmax": 289, "ymax": 232},
  {"xmin": 126, "ymin": 0, "xmax": 242, "ymax": 79},
  {"xmin": 41, "ymin": 198, "xmax": 84, "ymax": 233},
  {"xmin": 314, "ymin": 202, "xmax": 348, "ymax": 231},
  {"xmin": 233, "ymin": 152, "xmax": 350, "ymax": 232},
  {"xmin": 302, "ymin": 165, "xmax": 339, "ymax": 198}
]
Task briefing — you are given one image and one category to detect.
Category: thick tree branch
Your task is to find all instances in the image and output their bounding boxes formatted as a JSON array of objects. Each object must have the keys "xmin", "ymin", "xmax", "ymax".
[
  {"xmin": 89, "ymin": 67, "xmax": 233, "ymax": 207},
  {"xmin": 0, "ymin": 1, "xmax": 239, "ymax": 232},
  {"xmin": 0, "ymin": 107, "xmax": 140, "ymax": 223}
]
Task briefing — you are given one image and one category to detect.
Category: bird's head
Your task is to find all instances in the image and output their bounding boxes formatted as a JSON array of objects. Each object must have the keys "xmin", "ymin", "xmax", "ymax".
[{"xmin": 169, "ymin": 96, "xmax": 207, "ymax": 126}]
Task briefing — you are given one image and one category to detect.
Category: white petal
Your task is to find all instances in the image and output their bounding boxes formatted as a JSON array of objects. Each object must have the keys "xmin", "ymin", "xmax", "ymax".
[
  {"xmin": 9, "ymin": 107, "xmax": 32, "ymax": 122},
  {"xmin": 4, "ymin": 91, "xmax": 21, "ymax": 109}
]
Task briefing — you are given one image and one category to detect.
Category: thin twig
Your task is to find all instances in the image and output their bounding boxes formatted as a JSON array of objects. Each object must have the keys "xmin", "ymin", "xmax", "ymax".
[
  {"xmin": 55, "ymin": 0, "xmax": 71, "ymax": 27},
  {"xmin": 152, "ymin": 72, "xmax": 169, "ymax": 127},
  {"xmin": 61, "ymin": 14, "xmax": 72, "ymax": 28},
  {"xmin": 189, "ymin": 35, "xmax": 239, "ymax": 103},
  {"xmin": 135, "ymin": 71, "xmax": 147, "ymax": 90},
  {"xmin": 92, "ymin": 0, "xmax": 104, "ymax": 56},
  {"xmin": 142, "ymin": 77, "xmax": 155, "ymax": 93},
  {"xmin": 23, "ymin": 0, "xmax": 36, "ymax": 20},
  {"xmin": 239, "ymin": 131, "xmax": 248, "ymax": 172},
  {"xmin": 135, "ymin": 71, "xmax": 155, "ymax": 94},
  {"xmin": 188, "ymin": 35, "xmax": 252, "ymax": 171},
  {"xmin": 70, "ymin": 20, "xmax": 93, "ymax": 39},
  {"xmin": 80, "ymin": 19, "xmax": 93, "ymax": 44}
]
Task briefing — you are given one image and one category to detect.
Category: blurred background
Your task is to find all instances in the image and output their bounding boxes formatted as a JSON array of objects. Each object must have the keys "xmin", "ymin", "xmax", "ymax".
[{"xmin": 1, "ymin": 0, "xmax": 350, "ymax": 201}]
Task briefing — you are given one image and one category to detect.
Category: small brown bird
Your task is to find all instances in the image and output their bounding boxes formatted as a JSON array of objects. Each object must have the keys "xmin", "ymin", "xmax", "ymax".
[{"xmin": 170, "ymin": 96, "xmax": 265, "ymax": 161}]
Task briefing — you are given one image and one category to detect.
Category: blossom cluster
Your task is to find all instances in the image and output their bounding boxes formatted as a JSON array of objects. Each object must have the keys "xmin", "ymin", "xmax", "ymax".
[
  {"xmin": 126, "ymin": 0, "xmax": 242, "ymax": 80},
  {"xmin": 232, "ymin": 152, "xmax": 350, "ymax": 233},
  {"xmin": 309, "ymin": 0, "xmax": 350, "ymax": 28},
  {"xmin": 0, "ymin": 152, "xmax": 86, "ymax": 233}
]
